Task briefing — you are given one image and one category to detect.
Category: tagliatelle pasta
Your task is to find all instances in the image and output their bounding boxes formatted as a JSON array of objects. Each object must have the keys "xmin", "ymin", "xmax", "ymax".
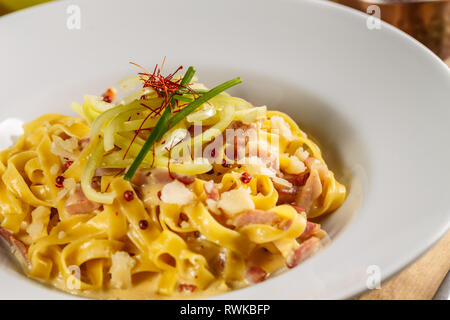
[{"xmin": 0, "ymin": 64, "xmax": 346, "ymax": 299}]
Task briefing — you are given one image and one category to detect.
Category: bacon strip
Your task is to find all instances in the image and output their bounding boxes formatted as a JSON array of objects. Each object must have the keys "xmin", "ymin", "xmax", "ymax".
[
  {"xmin": 305, "ymin": 157, "xmax": 329, "ymax": 180},
  {"xmin": 274, "ymin": 172, "xmax": 309, "ymax": 205},
  {"xmin": 130, "ymin": 168, "xmax": 152, "ymax": 186},
  {"xmin": 286, "ymin": 237, "xmax": 321, "ymax": 268},
  {"xmin": 245, "ymin": 265, "xmax": 267, "ymax": 283},
  {"xmin": 79, "ymin": 138, "xmax": 90, "ymax": 150},
  {"xmin": 0, "ymin": 227, "xmax": 30, "ymax": 269},
  {"xmin": 233, "ymin": 210, "xmax": 280, "ymax": 228},
  {"xmin": 188, "ymin": 124, "xmax": 211, "ymax": 137},
  {"xmin": 178, "ymin": 283, "xmax": 197, "ymax": 292},
  {"xmin": 65, "ymin": 186, "xmax": 101, "ymax": 215},
  {"xmin": 284, "ymin": 171, "xmax": 310, "ymax": 187},
  {"xmin": 173, "ymin": 173, "xmax": 195, "ymax": 185},
  {"xmin": 203, "ymin": 181, "xmax": 219, "ymax": 201},
  {"xmin": 274, "ymin": 185, "xmax": 298, "ymax": 204},
  {"xmin": 296, "ymin": 169, "xmax": 322, "ymax": 212},
  {"xmin": 298, "ymin": 221, "xmax": 319, "ymax": 241}
]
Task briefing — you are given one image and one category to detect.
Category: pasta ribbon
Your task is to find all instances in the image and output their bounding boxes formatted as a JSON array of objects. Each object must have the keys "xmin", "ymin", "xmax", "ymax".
[{"xmin": 0, "ymin": 75, "xmax": 346, "ymax": 300}]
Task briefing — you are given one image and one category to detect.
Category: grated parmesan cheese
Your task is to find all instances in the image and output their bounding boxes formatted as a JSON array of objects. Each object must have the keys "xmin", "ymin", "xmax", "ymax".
[
  {"xmin": 294, "ymin": 147, "xmax": 309, "ymax": 162},
  {"xmin": 217, "ymin": 188, "xmax": 255, "ymax": 216},
  {"xmin": 110, "ymin": 251, "xmax": 136, "ymax": 289},
  {"xmin": 271, "ymin": 176, "xmax": 293, "ymax": 189},
  {"xmin": 26, "ymin": 206, "xmax": 51, "ymax": 242},
  {"xmin": 284, "ymin": 156, "xmax": 306, "ymax": 175},
  {"xmin": 270, "ymin": 116, "xmax": 294, "ymax": 141},
  {"xmin": 244, "ymin": 156, "xmax": 277, "ymax": 177},
  {"xmin": 50, "ymin": 164, "xmax": 59, "ymax": 176},
  {"xmin": 50, "ymin": 136, "xmax": 79, "ymax": 160},
  {"xmin": 66, "ymin": 118, "xmax": 74, "ymax": 127},
  {"xmin": 206, "ymin": 198, "xmax": 221, "ymax": 215},
  {"xmin": 160, "ymin": 180, "xmax": 194, "ymax": 206},
  {"xmin": 56, "ymin": 177, "xmax": 77, "ymax": 201}
]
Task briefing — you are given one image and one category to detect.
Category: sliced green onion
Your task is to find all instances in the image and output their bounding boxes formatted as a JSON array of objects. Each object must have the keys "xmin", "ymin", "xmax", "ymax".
[
  {"xmin": 81, "ymin": 137, "xmax": 116, "ymax": 204},
  {"xmin": 173, "ymin": 95, "xmax": 194, "ymax": 103}
]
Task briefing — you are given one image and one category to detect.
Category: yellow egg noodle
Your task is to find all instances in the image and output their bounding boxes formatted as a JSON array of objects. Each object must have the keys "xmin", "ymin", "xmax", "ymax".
[{"xmin": 0, "ymin": 74, "xmax": 346, "ymax": 299}]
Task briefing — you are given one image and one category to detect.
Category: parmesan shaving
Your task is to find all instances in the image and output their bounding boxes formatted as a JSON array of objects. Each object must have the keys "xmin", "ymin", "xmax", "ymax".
[
  {"xmin": 160, "ymin": 180, "xmax": 194, "ymax": 206},
  {"xmin": 217, "ymin": 188, "xmax": 255, "ymax": 216}
]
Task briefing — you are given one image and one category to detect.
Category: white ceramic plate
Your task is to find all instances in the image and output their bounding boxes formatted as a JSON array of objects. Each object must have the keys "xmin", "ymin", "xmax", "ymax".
[{"xmin": 0, "ymin": 0, "xmax": 449, "ymax": 300}]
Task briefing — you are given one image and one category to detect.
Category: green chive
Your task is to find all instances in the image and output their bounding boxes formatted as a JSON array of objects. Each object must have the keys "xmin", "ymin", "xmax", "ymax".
[{"xmin": 173, "ymin": 95, "xmax": 194, "ymax": 103}]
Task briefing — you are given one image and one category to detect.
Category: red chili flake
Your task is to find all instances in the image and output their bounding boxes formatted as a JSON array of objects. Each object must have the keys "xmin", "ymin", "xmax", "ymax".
[
  {"xmin": 55, "ymin": 176, "xmax": 65, "ymax": 188},
  {"xmin": 102, "ymin": 88, "xmax": 116, "ymax": 103},
  {"xmin": 157, "ymin": 190, "xmax": 162, "ymax": 200},
  {"xmin": 222, "ymin": 159, "xmax": 231, "ymax": 168},
  {"xmin": 210, "ymin": 149, "xmax": 216, "ymax": 158},
  {"xmin": 240, "ymin": 172, "xmax": 252, "ymax": 184},
  {"xmin": 123, "ymin": 190, "xmax": 135, "ymax": 201},
  {"xmin": 128, "ymin": 252, "xmax": 135, "ymax": 257},
  {"xmin": 139, "ymin": 219, "xmax": 148, "ymax": 230},
  {"xmin": 161, "ymin": 140, "xmax": 166, "ymax": 145},
  {"xmin": 64, "ymin": 160, "xmax": 73, "ymax": 169},
  {"xmin": 115, "ymin": 212, "xmax": 119, "ymax": 216}
]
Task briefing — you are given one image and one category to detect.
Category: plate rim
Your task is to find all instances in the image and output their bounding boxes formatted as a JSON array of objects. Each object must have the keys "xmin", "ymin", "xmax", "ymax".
[{"xmin": 0, "ymin": 0, "xmax": 449, "ymax": 300}]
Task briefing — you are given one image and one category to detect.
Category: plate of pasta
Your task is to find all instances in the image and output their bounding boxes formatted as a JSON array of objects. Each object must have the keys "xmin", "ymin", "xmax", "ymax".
[{"xmin": 0, "ymin": 0, "xmax": 449, "ymax": 300}]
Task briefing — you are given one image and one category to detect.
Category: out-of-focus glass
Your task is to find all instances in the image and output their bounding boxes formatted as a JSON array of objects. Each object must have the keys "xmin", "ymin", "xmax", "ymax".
[{"xmin": 332, "ymin": 0, "xmax": 450, "ymax": 60}]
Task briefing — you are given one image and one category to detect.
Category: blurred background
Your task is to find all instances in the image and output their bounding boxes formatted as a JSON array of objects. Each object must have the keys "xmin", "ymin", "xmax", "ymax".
[
  {"xmin": 332, "ymin": 0, "xmax": 450, "ymax": 61},
  {"xmin": 0, "ymin": 0, "xmax": 449, "ymax": 61}
]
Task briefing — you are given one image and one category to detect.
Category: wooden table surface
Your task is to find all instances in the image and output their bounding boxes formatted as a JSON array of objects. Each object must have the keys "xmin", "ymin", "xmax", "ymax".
[
  {"xmin": 359, "ymin": 231, "xmax": 450, "ymax": 299},
  {"xmin": 359, "ymin": 57, "xmax": 450, "ymax": 300}
]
